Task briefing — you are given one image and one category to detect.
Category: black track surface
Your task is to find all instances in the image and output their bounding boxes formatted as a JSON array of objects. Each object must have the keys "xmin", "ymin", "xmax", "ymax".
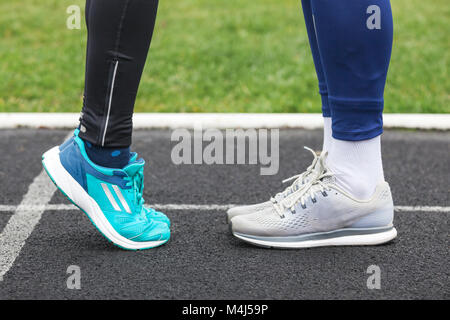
[{"xmin": 0, "ymin": 129, "xmax": 448, "ymax": 299}]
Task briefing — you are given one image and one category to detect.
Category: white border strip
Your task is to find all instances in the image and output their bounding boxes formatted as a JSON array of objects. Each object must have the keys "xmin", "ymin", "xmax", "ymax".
[
  {"xmin": 0, "ymin": 204, "xmax": 448, "ymax": 213},
  {"xmin": 0, "ymin": 113, "xmax": 449, "ymax": 130}
]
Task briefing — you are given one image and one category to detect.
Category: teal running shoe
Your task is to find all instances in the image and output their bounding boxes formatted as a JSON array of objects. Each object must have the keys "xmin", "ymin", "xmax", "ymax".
[{"xmin": 42, "ymin": 131, "xmax": 170, "ymax": 250}]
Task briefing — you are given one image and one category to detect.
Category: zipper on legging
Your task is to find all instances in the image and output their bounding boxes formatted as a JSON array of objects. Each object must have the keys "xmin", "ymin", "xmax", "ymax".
[{"xmin": 101, "ymin": 59, "xmax": 119, "ymax": 146}]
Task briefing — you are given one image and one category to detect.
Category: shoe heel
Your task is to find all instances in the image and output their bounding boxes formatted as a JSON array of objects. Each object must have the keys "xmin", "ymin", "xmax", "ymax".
[{"xmin": 350, "ymin": 207, "xmax": 394, "ymax": 228}]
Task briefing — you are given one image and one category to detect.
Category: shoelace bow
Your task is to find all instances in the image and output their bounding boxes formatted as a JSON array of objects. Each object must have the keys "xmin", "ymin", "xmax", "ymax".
[
  {"xmin": 273, "ymin": 154, "xmax": 333, "ymax": 218},
  {"xmin": 270, "ymin": 146, "xmax": 320, "ymax": 205}
]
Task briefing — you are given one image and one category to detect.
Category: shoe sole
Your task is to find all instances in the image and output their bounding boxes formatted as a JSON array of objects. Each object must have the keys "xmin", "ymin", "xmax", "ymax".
[
  {"xmin": 231, "ymin": 224, "xmax": 397, "ymax": 249},
  {"xmin": 42, "ymin": 146, "xmax": 169, "ymax": 250}
]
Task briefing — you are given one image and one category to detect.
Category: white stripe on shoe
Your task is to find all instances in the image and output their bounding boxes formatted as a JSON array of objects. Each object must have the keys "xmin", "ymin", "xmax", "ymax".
[
  {"xmin": 101, "ymin": 183, "xmax": 121, "ymax": 211},
  {"xmin": 112, "ymin": 185, "xmax": 131, "ymax": 213}
]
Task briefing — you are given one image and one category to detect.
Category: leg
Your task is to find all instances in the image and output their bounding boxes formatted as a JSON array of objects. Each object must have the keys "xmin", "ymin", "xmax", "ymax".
[
  {"xmin": 230, "ymin": 0, "xmax": 396, "ymax": 248},
  {"xmin": 311, "ymin": 0, "xmax": 393, "ymax": 199},
  {"xmin": 80, "ymin": 0, "xmax": 159, "ymax": 168},
  {"xmin": 42, "ymin": 0, "xmax": 170, "ymax": 250}
]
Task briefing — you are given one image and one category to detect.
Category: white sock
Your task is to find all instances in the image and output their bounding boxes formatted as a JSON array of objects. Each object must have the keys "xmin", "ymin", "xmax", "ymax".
[
  {"xmin": 322, "ymin": 117, "xmax": 332, "ymax": 153},
  {"xmin": 327, "ymin": 135, "xmax": 384, "ymax": 199}
]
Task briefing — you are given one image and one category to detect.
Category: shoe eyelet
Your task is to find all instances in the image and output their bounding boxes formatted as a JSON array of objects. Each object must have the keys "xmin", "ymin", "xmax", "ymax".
[
  {"xmin": 311, "ymin": 198, "xmax": 317, "ymax": 203},
  {"xmin": 301, "ymin": 204, "xmax": 307, "ymax": 209},
  {"xmin": 322, "ymin": 191, "xmax": 328, "ymax": 197}
]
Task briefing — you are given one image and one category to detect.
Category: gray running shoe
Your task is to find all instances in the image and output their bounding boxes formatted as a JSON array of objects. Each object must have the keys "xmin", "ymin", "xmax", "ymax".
[{"xmin": 230, "ymin": 153, "xmax": 397, "ymax": 248}]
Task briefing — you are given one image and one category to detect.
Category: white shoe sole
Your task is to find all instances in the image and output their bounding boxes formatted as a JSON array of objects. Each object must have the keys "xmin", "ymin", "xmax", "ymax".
[
  {"xmin": 42, "ymin": 146, "xmax": 168, "ymax": 250},
  {"xmin": 232, "ymin": 225, "xmax": 397, "ymax": 249}
]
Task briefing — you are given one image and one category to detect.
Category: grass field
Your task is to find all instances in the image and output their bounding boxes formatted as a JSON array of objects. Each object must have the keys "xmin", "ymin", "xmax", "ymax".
[{"xmin": 0, "ymin": 0, "xmax": 448, "ymax": 113}]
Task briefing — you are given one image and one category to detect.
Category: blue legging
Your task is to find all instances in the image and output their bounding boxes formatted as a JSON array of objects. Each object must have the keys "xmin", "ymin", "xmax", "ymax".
[{"xmin": 301, "ymin": 0, "xmax": 393, "ymax": 141}]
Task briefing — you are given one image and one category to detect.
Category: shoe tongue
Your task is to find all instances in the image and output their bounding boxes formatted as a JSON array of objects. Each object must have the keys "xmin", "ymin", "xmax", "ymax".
[
  {"xmin": 123, "ymin": 158, "xmax": 145, "ymax": 177},
  {"xmin": 129, "ymin": 152, "xmax": 138, "ymax": 163}
]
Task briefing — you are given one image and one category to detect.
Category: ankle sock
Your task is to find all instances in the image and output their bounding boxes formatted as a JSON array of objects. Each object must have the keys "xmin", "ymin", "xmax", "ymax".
[
  {"xmin": 83, "ymin": 139, "xmax": 131, "ymax": 169},
  {"xmin": 327, "ymin": 135, "xmax": 384, "ymax": 199},
  {"xmin": 322, "ymin": 117, "xmax": 332, "ymax": 153}
]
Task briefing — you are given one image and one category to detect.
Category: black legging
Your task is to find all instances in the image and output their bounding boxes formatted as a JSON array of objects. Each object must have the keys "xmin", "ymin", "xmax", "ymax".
[{"xmin": 79, "ymin": 0, "xmax": 158, "ymax": 148}]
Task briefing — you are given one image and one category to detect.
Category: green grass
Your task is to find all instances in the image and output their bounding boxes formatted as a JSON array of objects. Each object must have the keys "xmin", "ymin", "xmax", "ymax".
[{"xmin": 0, "ymin": 0, "xmax": 448, "ymax": 113}]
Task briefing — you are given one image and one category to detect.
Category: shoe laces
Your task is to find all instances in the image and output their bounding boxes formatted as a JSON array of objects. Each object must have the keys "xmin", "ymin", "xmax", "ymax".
[
  {"xmin": 270, "ymin": 146, "xmax": 320, "ymax": 204},
  {"xmin": 125, "ymin": 169, "xmax": 146, "ymax": 218},
  {"xmin": 273, "ymin": 153, "xmax": 333, "ymax": 218}
]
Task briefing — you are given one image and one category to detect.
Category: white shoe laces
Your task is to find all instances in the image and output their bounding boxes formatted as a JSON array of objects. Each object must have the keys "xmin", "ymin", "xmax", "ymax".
[
  {"xmin": 270, "ymin": 147, "xmax": 320, "ymax": 205},
  {"xmin": 273, "ymin": 152, "xmax": 333, "ymax": 218}
]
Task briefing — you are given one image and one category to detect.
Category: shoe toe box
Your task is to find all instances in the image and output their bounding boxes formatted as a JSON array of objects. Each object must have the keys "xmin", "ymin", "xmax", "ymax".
[
  {"xmin": 227, "ymin": 201, "xmax": 271, "ymax": 222},
  {"xmin": 132, "ymin": 221, "xmax": 171, "ymax": 242},
  {"xmin": 144, "ymin": 207, "xmax": 171, "ymax": 227},
  {"xmin": 231, "ymin": 211, "xmax": 277, "ymax": 237}
]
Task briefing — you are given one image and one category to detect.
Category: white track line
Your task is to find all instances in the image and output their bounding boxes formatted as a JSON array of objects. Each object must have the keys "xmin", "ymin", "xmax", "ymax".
[
  {"xmin": 0, "ymin": 133, "xmax": 71, "ymax": 282},
  {"xmin": 0, "ymin": 173, "xmax": 56, "ymax": 281},
  {"xmin": 0, "ymin": 200, "xmax": 447, "ymax": 280},
  {"xmin": 394, "ymin": 206, "xmax": 450, "ymax": 212},
  {"xmin": 1, "ymin": 113, "xmax": 450, "ymax": 130},
  {"xmin": 0, "ymin": 204, "xmax": 448, "ymax": 213}
]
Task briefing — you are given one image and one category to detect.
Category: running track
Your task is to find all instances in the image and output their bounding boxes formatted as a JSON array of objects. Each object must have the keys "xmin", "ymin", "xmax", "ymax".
[{"xmin": 0, "ymin": 129, "xmax": 448, "ymax": 299}]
